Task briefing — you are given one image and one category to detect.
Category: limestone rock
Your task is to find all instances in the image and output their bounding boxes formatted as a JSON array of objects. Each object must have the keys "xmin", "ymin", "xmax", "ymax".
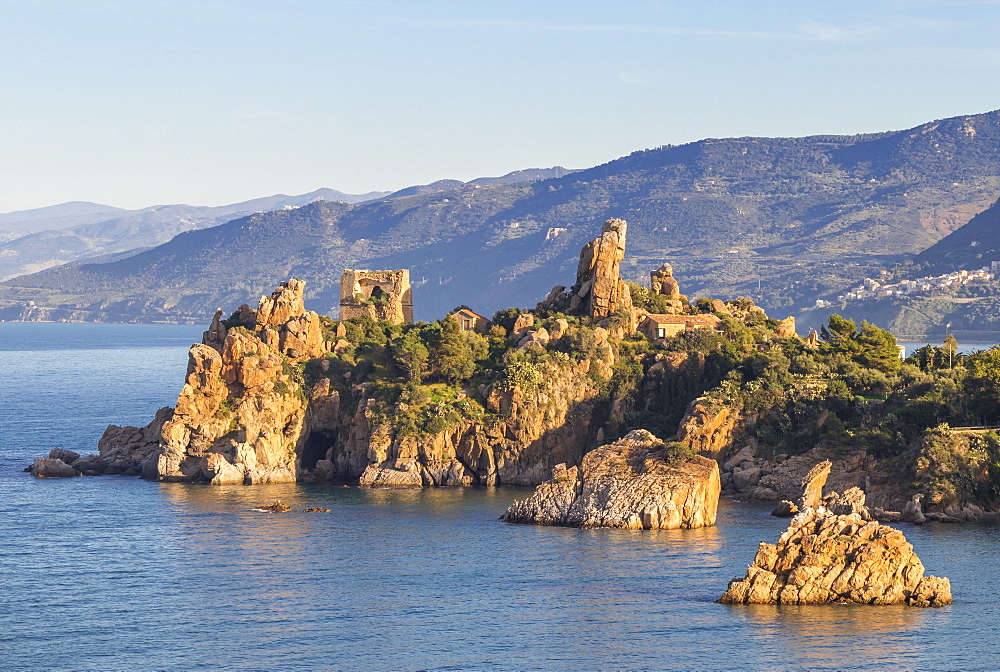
[
  {"xmin": 718, "ymin": 508, "xmax": 951, "ymax": 607},
  {"xmin": 502, "ymin": 429, "xmax": 720, "ymax": 529},
  {"xmin": 775, "ymin": 316, "xmax": 798, "ymax": 339},
  {"xmin": 30, "ymin": 457, "xmax": 80, "ymax": 478},
  {"xmin": 798, "ymin": 460, "xmax": 832, "ymax": 510},
  {"xmin": 572, "ymin": 218, "xmax": 634, "ymax": 323},
  {"xmin": 650, "ymin": 263, "xmax": 681, "ymax": 300}
]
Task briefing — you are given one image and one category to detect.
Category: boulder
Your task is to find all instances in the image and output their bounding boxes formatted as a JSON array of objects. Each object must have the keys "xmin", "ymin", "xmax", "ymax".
[
  {"xmin": 48, "ymin": 448, "xmax": 81, "ymax": 464},
  {"xmin": 718, "ymin": 508, "xmax": 951, "ymax": 607},
  {"xmin": 650, "ymin": 263, "xmax": 681, "ymax": 300},
  {"xmin": 901, "ymin": 494, "xmax": 927, "ymax": 524},
  {"xmin": 358, "ymin": 464, "xmax": 423, "ymax": 488},
  {"xmin": 30, "ymin": 458, "xmax": 80, "ymax": 478},
  {"xmin": 518, "ymin": 328, "xmax": 550, "ymax": 349},
  {"xmin": 732, "ymin": 466, "xmax": 762, "ymax": 491},
  {"xmin": 72, "ymin": 455, "xmax": 109, "ymax": 475},
  {"xmin": 502, "ymin": 429, "xmax": 720, "ymax": 529},
  {"xmin": 511, "ymin": 313, "xmax": 535, "ymax": 339}
]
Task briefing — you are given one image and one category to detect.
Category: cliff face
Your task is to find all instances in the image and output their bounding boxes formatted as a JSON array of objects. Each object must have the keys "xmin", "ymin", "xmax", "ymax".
[
  {"xmin": 310, "ymin": 354, "xmax": 605, "ymax": 488},
  {"xmin": 155, "ymin": 279, "xmax": 327, "ymax": 485},
  {"xmin": 502, "ymin": 429, "xmax": 720, "ymax": 529}
]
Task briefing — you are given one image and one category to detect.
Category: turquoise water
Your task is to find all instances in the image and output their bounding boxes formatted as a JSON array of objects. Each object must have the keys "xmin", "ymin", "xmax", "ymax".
[{"xmin": 1, "ymin": 323, "xmax": 998, "ymax": 671}]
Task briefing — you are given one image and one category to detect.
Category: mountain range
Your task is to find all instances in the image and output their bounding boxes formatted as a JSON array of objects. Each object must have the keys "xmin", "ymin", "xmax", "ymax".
[{"xmin": 4, "ymin": 112, "xmax": 1000, "ymax": 331}]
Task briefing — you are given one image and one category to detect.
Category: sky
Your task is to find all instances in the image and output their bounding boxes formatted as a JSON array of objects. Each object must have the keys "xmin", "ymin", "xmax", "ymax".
[{"xmin": 2, "ymin": 0, "xmax": 1000, "ymax": 213}]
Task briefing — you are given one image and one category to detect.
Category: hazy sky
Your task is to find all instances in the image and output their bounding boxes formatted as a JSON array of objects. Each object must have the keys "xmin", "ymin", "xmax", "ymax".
[{"xmin": 2, "ymin": 0, "xmax": 1000, "ymax": 213}]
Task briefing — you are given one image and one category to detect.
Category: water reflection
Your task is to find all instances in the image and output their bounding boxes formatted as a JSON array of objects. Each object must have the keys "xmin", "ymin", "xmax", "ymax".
[{"xmin": 729, "ymin": 602, "xmax": 930, "ymax": 668}]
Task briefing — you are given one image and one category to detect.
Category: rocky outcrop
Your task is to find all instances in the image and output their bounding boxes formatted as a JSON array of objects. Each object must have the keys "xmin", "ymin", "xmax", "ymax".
[
  {"xmin": 774, "ymin": 316, "xmax": 798, "ymax": 339},
  {"xmin": 718, "ymin": 508, "xmax": 952, "ymax": 607},
  {"xmin": 675, "ymin": 396, "xmax": 743, "ymax": 462},
  {"xmin": 650, "ymin": 263, "xmax": 681, "ymax": 300},
  {"xmin": 722, "ymin": 457, "xmax": 951, "ymax": 607},
  {"xmin": 30, "ymin": 456, "xmax": 80, "ymax": 478},
  {"xmin": 502, "ymin": 429, "xmax": 720, "ymax": 529},
  {"xmin": 569, "ymin": 218, "xmax": 634, "ymax": 324},
  {"xmin": 94, "ymin": 407, "xmax": 174, "ymax": 477},
  {"xmin": 82, "ymin": 279, "xmax": 325, "ymax": 485}
]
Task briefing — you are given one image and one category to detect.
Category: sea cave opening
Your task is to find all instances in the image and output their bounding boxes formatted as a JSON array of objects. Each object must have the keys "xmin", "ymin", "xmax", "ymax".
[{"xmin": 300, "ymin": 430, "xmax": 335, "ymax": 471}]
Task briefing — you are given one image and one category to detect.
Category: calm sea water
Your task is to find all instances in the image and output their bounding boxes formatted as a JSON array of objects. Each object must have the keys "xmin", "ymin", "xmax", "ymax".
[{"xmin": 2, "ymin": 323, "xmax": 999, "ymax": 671}]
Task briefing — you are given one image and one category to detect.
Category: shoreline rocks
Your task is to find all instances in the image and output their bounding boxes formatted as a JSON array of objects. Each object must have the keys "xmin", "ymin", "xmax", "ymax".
[{"xmin": 502, "ymin": 429, "xmax": 720, "ymax": 530}]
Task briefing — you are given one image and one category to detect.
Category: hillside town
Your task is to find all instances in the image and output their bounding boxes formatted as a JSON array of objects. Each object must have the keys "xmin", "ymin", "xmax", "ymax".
[{"xmin": 814, "ymin": 260, "xmax": 1000, "ymax": 308}]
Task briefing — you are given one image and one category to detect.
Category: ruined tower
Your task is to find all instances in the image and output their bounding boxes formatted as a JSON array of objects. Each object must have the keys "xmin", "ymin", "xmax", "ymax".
[{"xmin": 339, "ymin": 269, "xmax": 413, "ymax": 324}]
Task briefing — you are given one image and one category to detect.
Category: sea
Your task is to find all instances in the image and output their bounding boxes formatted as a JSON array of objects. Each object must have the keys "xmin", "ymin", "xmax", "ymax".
[{"xmin": 2, "ymin": 323, "xmax": 999, "ymax": 671}]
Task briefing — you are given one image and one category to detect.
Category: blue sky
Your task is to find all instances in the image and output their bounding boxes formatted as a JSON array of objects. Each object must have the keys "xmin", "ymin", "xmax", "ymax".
[{"xmin": 2, "ymin": 0, "xmax": 999, "ymax": 212}]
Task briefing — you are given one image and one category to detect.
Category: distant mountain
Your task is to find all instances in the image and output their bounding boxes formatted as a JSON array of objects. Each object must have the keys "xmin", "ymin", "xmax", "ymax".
[
  {"xmin": 913, "ymin": 197, "xmax": 1000, "ymax": 271},
  {"xmin": 0, "ymin": 188, "xmax": 391, "ymax": 281},
  {"xmin": 5, "ymin": 112, "xmax": 1000, "ymax": 324},
  {"xmin": 0, "ymin": 202, "xmax": 131, "ymax": 236},
  {"xmin": 387, "ymin": 167, "xmax": 577, "ymax": 198}
]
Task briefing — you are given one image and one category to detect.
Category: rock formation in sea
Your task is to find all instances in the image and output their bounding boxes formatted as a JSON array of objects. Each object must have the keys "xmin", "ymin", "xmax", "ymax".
[
  {"xmin": 502, "ymin": 429, "xmax": 720, "ymax": 529},
  {"xmin": 719, "ymin": 461, "xmax": 952, "ymax": 607}
]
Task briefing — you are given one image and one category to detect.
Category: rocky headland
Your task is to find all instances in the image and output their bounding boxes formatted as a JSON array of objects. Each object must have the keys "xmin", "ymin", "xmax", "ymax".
[
  {"xmin": 502, "ymin": 429, "xmax": 720, "ymax": 529},
  {"xmin": 28, "ymin": 215, "xmax": 1000, "ymax": 528}
]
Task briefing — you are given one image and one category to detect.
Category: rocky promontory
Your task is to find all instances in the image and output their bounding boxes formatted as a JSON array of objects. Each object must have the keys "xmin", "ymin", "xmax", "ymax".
[{"xmin": 502, "ymin": 429, "xmax": 720, "ymax": 529}]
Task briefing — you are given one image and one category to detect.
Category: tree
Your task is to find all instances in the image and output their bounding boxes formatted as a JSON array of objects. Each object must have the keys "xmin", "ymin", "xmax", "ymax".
[
  {"xmin": 820, "ymin": 314, "xmax": 857, "ymax": 344},
  {"xmin": 944, "ymin": 333, "xmax": 959, "ymax": 369},
  {"xmin": 855, "ymin": 320, "xmax": 901, "ymax": 373},
  {"xmin": 391, "ymin": 330, "xmax": 429, "ymax": 383},
  {"xmin": 434, "ymin": 316, "xmax": 476, "ymax": 384}
]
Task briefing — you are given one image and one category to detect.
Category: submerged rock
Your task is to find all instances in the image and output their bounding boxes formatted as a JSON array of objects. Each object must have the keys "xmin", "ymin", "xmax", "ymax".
[
  {"xmin": 502, "ymin": 429, "xmax": 720, "ymax": 529},
  {"xmin": 718, "ymin": 508, "xmax": 952, "ymax": 607},
  {"xmin": 255, "ymin": 500, "xmax": 291, "ymax": 512}
]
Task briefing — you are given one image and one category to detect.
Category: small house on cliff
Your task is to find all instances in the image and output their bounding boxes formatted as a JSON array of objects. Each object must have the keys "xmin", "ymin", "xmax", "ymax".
[
  {"xmin": 449, "ymin": 307, "xmax": 489, "ymax": 333},
  {"xmin": 639, "ymin": 313, "xmax": 722, "ymax": 341}
]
